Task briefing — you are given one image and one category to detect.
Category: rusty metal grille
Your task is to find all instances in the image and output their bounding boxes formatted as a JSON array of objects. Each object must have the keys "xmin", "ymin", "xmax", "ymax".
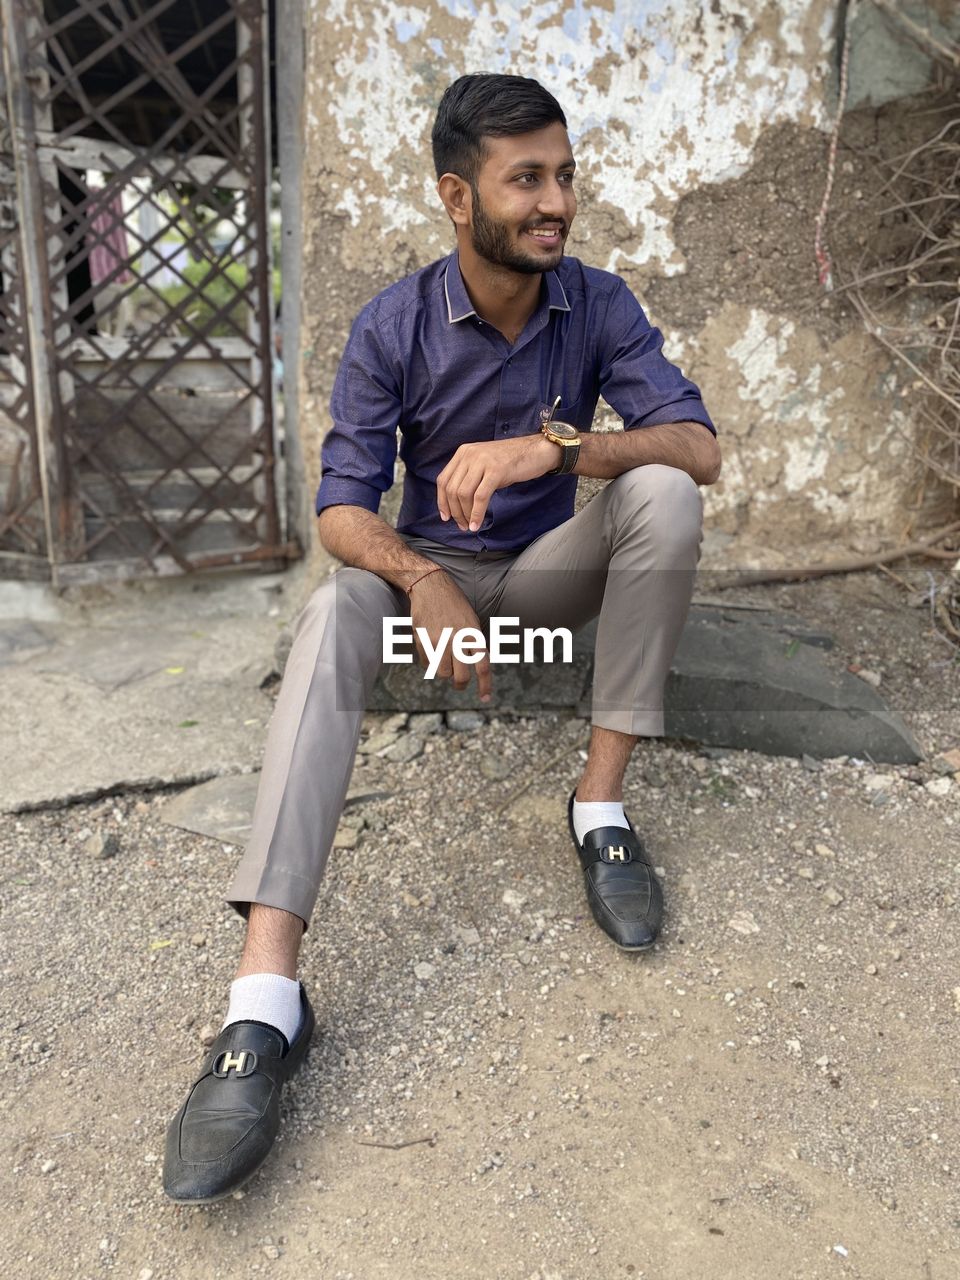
[
  {"xmin": 0, "ymin": 79, "xmax": 45, "ymax": 571},
  {"xmin": 1, "ymin": 0, "xmax": 293, "ymax": 583}
]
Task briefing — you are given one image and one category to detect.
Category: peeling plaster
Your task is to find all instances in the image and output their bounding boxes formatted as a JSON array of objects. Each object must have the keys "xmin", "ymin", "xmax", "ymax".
[
  {"xmin": 300, "ymin": 1, "xmax": 940, "ymax": 556},
  {"xmin": 319, "ymin": 0, "xmax": 836, "ymax": 269}
]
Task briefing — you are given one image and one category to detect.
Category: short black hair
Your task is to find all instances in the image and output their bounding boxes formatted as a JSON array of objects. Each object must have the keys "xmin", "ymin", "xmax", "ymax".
[{"xmin": 432, "ymin": 74, "xmax": 567, "ymax": 184}]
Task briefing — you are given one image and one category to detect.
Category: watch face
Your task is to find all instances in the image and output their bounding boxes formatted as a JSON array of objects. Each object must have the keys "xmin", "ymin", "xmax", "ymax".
[{"xmin": 548, "ymin": 420, "xmax": 579, "ymax": 440}]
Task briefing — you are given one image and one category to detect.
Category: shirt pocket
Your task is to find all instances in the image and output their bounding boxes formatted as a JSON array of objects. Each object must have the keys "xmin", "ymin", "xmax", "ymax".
[{"xmin": 538, "ymin": 396, "xmax": 587, "ymax": 432}]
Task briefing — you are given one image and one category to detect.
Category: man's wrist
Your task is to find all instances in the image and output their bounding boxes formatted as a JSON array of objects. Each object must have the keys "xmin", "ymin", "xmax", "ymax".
[
  {"xmin": 536, "ymin": 434, "xmax": 564, "ymax": 474},
  {"xmin": 394, "ymin": 562, "xmax": 447, "ymax": 593}
]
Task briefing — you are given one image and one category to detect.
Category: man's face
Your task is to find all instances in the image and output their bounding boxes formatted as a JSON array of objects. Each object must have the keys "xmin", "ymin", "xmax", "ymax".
[{"xmin": 468, "ymin": 122, "xmax": 577, "ymax": 274}]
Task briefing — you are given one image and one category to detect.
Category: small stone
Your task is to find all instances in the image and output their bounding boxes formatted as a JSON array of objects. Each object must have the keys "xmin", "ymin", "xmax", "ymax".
[
  {"xmin": 801, "ymin": 754, "xmax": 821, "ymax": 772},
  {"xmin": 40, "ymin": 1159, "xmax": 56, "ymax": 1174},
  {"xmin": 262, "ymin": 1245, "xmax": 281, "ymax": 1260},
  {"xmin": 382, "ymin": 735, "xmax": 424, "ymax": 764},
  {"xmin": 880, "ymin": 1193, "xmax": 897, "ymax": 1211},
  {"xmin": 446, "ymin": 710, "xmax": 484, "ymax": 731},
  {"xmin": 855, "ymin": 669, "xmax": 881, "ymax": 688},
  {"xmin": 865, "ymin": 963, "xmax": 878, "ymax": 975},
  {"xmin": 822, "ymin": 886, "xmax": 844, "ymax": 907},
  {"xmin": 480, "ymin": 755, "xmax": 512, "ymax": 780},
  {"xmin": 814, "ymin": 843, "xmax": 836, "ymax": 859},
  {"xmin": 190, "ymin": 933, "xmax": 206, "ymax": 948},
  {"xmin": 357, "ymin": 731, "xmax": 399, "ymax": 755},
  {"xmin": 952, "ymin": 987, "xmax": 960, "ymax": 1013},
  {"xmin": 454, "ymin": 925, "xmax": 481, "ymax": 946},
  {"xmin": 797, "ymin": 866, "xmax": 815, "ymax": 880},
  {"xmin": 84, "ymin": 831, "xmax": 119, "ymax": 860},
  {"xmin": 413, "ymin": 961, "xmax": 435, "ymax": 981},
  {"xmin": 785, "ymin": 1039, "xmax": 802, "ymax": 1056},
  {"xmin": 863, "ymin": 774, "xmax": 891, "ymax": 793},
  {"xmin": 576, "ymin": 1053, "xmax": 594, "ymax": 1064},
  {"xmin": 408, "ymin": 712, "xmax": 444, "ymax": 736},
  {"xmin": 333, "ymin": 826, "xmax": 361, "ymax": 849},
  {"xmin": 727, "ymin": 910, "xmax": 760, "ymax": 935},
  {"xmin": 137, "ymin": 1270, "xmax": 155, "ymax": 1280},
  {"xmin": 925, "ymin": 776, "xmax": 952, "ymax": 797},
  {"xmin": 383, "ymin": 713, "xmax": 409, "ymax": 733},
  {"xmin": 401, "ymin": 891, "xmax": 421, "ymax": 907},
  {"xmin": 199, "ymin": 1024, "xmax": 217, "ymax": 1047},
  {"xmin": 933, "ymin": 748, "xmax": 960, "ymax": 774},
  {"xmin": 502, "ymin": 888, "xmax": 526, "ymax": 911},
  {"xmin": 643, "ymin": 765, "xmax": 667, "ymax": 788}
]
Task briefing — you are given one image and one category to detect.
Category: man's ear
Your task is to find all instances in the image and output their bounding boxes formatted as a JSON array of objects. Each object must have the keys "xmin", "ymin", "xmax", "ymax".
[{"xmin": 437, "ymin": 173, "xmax": 472, "ymax": 227}]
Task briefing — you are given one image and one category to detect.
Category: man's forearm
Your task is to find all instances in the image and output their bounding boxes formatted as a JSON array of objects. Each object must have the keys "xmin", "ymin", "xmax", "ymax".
[
  {"xmin": 317, "ymin": 506, "xmax": 439, "ymax": 591},
  {"xmin": 573, "ymin": 421, "xmax": 721, "ymax": 486}
]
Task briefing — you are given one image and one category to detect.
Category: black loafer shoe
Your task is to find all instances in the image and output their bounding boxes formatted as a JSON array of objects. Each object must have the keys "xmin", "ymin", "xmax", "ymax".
[
  {"xmin": 163, "ymin": 983, "xmax": 315, "ymax": 1204},
  {"xmin": 568, "ymin": 792, "xmax": 663, "ymax": 950}
]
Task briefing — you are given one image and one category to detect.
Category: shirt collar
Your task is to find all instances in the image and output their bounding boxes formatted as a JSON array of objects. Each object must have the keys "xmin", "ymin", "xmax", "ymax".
[{"xmin": 443, "ymin": 252, "xmax": 571, "ymax": 324}]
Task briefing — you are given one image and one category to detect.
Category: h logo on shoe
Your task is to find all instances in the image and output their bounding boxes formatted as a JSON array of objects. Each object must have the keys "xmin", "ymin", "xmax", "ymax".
[
  {"xmin": 213, "ymin": 1049, "xmax": 257, "ymax": 1078},
  {"xmin": 601, "ymin": 845, "xmax": 631, "ymax": 863}
]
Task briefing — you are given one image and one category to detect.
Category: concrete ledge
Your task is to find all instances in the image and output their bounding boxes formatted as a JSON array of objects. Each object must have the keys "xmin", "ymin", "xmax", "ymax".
[{"xmin": 364, "ymin": 606, "xmax": 921, "ymax": 763}]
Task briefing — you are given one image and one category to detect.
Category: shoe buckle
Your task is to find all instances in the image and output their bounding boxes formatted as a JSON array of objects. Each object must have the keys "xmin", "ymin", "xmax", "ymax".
[
  {"xmin": 212, "ymin": 1049, "xmax": 258, "ymax": 1078},
  {"xmin": 601, "ymin": 844, "xmax": 632, "ymax": 864}
]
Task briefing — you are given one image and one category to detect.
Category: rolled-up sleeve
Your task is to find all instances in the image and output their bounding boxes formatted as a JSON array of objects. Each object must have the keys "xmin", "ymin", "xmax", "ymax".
[
  {"xmin": 315, "ymin": 307, "xmax": 402, "ymax": 516},
  {"xmin": 598, "ymin": 280, "xmax": 715, "ymax": 436}
]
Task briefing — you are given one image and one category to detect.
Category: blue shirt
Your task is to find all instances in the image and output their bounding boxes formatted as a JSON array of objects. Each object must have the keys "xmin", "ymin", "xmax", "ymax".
[{"xmin": 316, "ymin": 252, "xmax": 715, "ymax": 552}]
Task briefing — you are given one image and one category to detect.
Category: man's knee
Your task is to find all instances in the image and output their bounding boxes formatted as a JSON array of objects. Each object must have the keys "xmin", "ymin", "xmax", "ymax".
[
  {"xmin": 609, "ymin": 464, "xmax": 703, "ymax": 552},
  {"xmin": 293, "ymin": 567, "xmax": 398, "ymax": 644}
]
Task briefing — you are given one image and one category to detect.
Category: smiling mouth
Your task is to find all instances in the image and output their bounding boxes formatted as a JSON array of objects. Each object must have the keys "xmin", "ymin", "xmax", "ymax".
[{"xmin": 525, "ymin": 226, "xmax": 564, "ymax": 247}]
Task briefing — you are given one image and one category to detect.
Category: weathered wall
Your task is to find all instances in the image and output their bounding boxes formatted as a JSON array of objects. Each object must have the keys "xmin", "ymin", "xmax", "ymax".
[{"xmin": 298, "ymin": 0, "xmax": 949, "ymax": 566}]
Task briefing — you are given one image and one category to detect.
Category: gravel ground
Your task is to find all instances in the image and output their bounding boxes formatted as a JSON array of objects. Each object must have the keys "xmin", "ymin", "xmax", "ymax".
[{"xmin": 2, "ymin": 571, "xmax": 958, "ymax": 1280}]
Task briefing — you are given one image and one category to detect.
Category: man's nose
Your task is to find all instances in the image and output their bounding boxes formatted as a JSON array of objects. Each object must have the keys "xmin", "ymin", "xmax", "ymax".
[{"xmin": 537, "ymin": 179, "xmax": 572, "ymax": 219}]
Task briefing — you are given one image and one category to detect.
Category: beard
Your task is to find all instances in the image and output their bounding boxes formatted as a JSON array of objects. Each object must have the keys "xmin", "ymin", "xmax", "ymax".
[{"xmin": 470, "ymin": 186, "xmax": 565, "ymax": 275}]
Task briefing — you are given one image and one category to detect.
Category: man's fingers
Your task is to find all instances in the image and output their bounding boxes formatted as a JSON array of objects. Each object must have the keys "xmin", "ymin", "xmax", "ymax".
[
  {"xmin": 476, "ymin": 652, "xmax": 493, "ymax": 703},
  {"xmin": 436, "ymin": 463, "xmax": 451, "ymax": 522},
  {"xmin": 468, "ymin": 481, "xmax": 495, "ymax": 533},
  {"xmin": 450, "ymin": 658, "xmax": 472, "ymax": 691},
  {"xmin": 450, "ymin": 468, "xmax": 481, "ymax": 532},
  {"xmin": 438, "ymin": 463, "xmax": 468, "ymax": 530},
  {"xmin": 450, "ymin": 467, "xmax": 493, "ymax": 532}
]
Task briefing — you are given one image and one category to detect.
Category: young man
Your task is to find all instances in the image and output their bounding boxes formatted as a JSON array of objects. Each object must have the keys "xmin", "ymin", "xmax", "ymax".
[{"xmin": 163, "ymin": 73, "xmax": 720, "ymax": 1204}]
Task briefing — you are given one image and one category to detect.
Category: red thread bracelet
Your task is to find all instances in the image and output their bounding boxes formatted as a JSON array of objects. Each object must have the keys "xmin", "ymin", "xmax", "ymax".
[{"xmin": 406, "ymin": 565, "xmax": 442, "ymax": 593}]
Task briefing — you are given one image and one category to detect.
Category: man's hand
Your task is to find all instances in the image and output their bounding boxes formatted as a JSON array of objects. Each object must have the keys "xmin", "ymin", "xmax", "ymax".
[
  {"xmin": 408, "ymin": 569, "xmax": 493, "ymax": 702},
  {"xmin": 437, "ymin": 434, "xmax": 558, "ymax": 532}
]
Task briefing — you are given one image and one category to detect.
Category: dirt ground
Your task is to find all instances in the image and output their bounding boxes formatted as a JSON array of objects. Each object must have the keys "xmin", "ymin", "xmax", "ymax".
[{"xmin": 2, "ymin": 571, "xmax": 959, "ymax": 1280}]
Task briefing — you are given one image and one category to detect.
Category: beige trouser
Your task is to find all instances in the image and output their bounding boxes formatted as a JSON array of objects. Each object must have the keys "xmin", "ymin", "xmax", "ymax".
[{"xmin": 226, "ymin": 464, "xmax": 703, "ymax": 927}]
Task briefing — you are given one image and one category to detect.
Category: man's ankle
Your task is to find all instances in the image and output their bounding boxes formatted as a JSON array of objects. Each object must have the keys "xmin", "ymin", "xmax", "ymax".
[{"xmin": 222, "ymin": 972, "xmax": 303, "ymax": 1047}]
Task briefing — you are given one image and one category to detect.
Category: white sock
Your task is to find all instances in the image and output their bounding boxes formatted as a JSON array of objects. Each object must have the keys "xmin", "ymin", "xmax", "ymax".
[
  {"xmin": 222, "ymin": 973, "xmax": 303, "ymax": 1048},
  {"xmin": 573, "ymin": 799, "xmax": 629, "ymax": 845}
]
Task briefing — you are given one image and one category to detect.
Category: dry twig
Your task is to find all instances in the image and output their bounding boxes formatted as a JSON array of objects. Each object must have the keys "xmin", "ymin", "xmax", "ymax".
[
  {"xmin": 714, "ymin": 521, "xmax": 960, "ymax": 590},
  {"xmin": 356, "ymin": 1133, "xmax": 437, "ymax": 1150}
]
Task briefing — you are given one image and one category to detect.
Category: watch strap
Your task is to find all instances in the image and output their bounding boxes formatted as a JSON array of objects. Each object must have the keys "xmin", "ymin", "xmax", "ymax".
[{"xmin": 547, "ymin": 439, "xmax": 580, "ymax": 476}]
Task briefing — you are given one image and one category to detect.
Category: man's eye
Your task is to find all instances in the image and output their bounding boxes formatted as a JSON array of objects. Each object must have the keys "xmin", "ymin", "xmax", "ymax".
[
  {"xmin": 517, "ymin": 174, "xmax": 536, "ymax": 185},
  {"xmin": 559, "ymin": 172, "xmax": 575, "ymax": 184}
]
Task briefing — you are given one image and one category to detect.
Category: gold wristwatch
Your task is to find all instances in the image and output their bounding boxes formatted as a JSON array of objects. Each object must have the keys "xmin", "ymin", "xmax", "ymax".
[{"xmin": 540, "ymin": 396, "xmax": 581, "ymax": 476}]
